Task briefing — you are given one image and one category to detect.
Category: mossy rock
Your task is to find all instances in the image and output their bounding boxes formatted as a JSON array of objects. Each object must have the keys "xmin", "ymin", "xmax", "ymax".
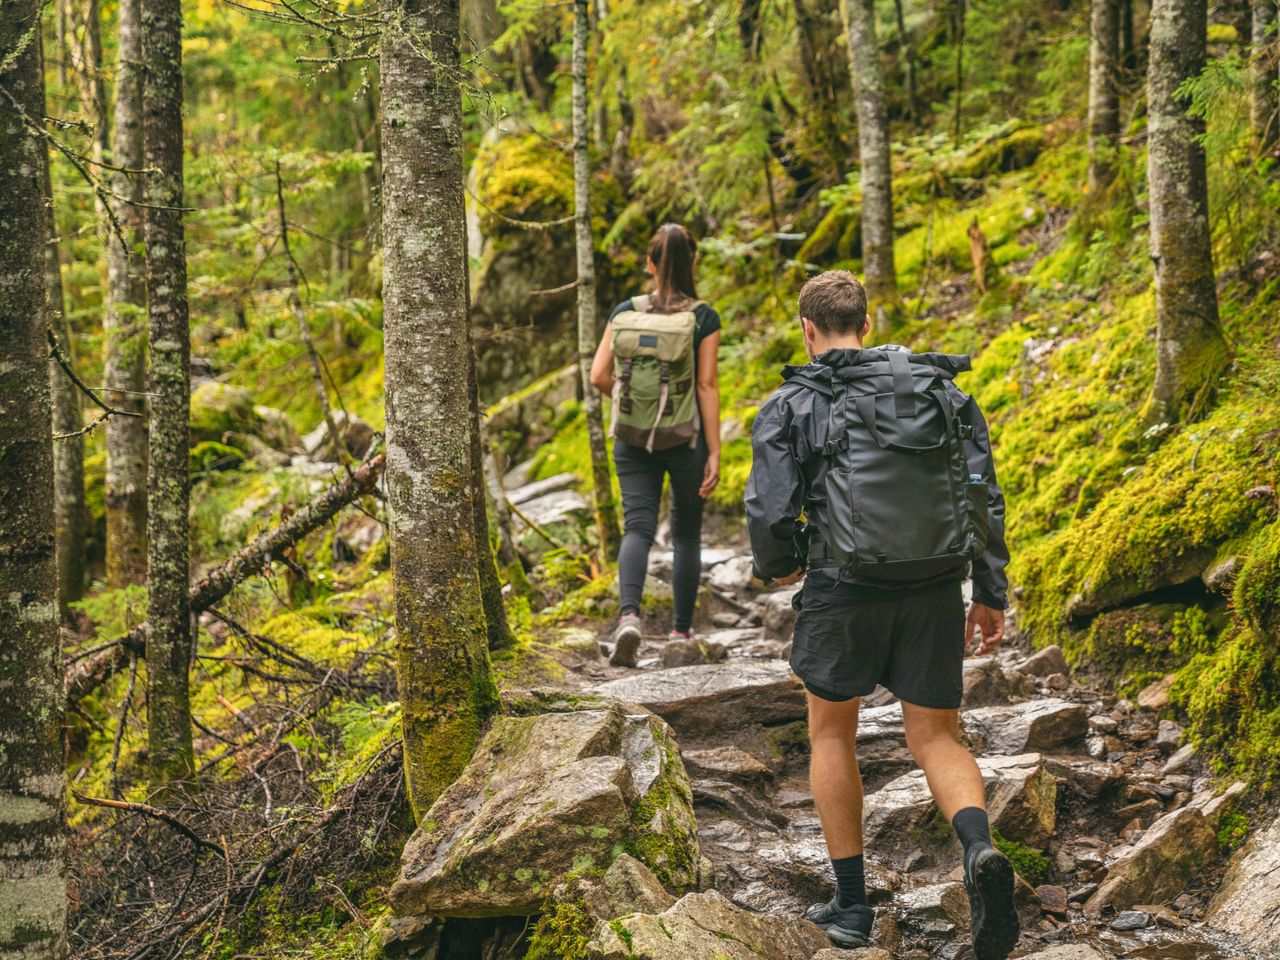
[
  {"xmin": 388, "ymin": 701, "xmax": 699, "ymax": 919},
  {"xmin": 1235, "ymin": 519, "xmax": 1280, "ymax": 642},
  {"xmin": 190, "ymin": 381, "xmax": 265, "ymax": 444},
  {"xmin": 190, "ymin": 440, "xmax": 246, "ymax": 475}
]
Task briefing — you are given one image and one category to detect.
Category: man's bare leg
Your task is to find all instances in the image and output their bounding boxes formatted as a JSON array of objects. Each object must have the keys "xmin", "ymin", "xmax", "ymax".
[
  {"xmin": 808, "ymin": 692, "xmax": 864, "ymax": 858},
  {"xmin": 901, "ymin": 703, "xmax": 985, "ymax": 818},
  {"xmin": 902, "ymin": 701, "xmax": 1019, "ymax": 960},
  {"xmin": 803, "ymin": 691, "xmax": 876, "ymax": 947}
]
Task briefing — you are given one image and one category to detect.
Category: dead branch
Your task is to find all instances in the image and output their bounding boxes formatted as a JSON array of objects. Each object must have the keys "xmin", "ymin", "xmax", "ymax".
[
  {"xmin": 65, "ymin": 453, "xmax": 386, "ymax": 705},
  {"xmin": 47, "ymin": 327, "xmax": 144, "ymax": 440},
  {"xmin": 71, "ymin": 791, "xmax": 226, "ymax": 858},
  {"xmin": 275, "ymin": 159, "xmax": 348, "ymax": 465}
]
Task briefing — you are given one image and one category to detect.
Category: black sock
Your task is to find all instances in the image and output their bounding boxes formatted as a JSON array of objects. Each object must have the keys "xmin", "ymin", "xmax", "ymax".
[
  {"xmin": 952, "ymin": 806, "xmax": 992, "ymax": 855},
  {"xmin": 831, "ymin": 854, "xmax": 868, "ymax": 908}
]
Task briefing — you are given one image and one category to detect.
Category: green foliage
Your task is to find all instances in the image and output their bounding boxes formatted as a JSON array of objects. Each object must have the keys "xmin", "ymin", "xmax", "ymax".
[
  {"xmin": 992, "ymin": 831, "xmax": 1051, "ymax": 885},
  {"xmin": 526, "ymin": 897, "xmax": 592, "ymax": 960},
  {"xmin": 1218, "ymin": 810, "xmax": 1250, "ymax": 852}
]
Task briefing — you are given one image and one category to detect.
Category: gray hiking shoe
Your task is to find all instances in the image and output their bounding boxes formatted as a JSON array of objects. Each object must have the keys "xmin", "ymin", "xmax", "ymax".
[
  {"xmin": 609, "ymin": 613, "xmax": 642, "ymax": 667},
  {"xmin": 803, "ymin": 897, "xmax": 874, "ymax": 948}
]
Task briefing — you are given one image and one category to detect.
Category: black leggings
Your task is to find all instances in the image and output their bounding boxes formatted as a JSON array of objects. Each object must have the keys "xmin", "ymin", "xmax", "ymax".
[{"xmin": 613, "ymin": 438, "xmax": 706, "ymax": 632}]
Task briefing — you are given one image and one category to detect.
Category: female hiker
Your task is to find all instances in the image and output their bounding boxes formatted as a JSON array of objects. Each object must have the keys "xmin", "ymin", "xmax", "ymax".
[{"xmin": 589, "ymin": 223, "xmax": 722, "ymax": 667}]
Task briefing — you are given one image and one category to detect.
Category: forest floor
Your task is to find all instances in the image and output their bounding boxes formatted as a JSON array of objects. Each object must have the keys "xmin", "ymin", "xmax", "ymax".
[{"xmin": 506, "ymin": 504, "xmax": 1252, "ymax": 959}]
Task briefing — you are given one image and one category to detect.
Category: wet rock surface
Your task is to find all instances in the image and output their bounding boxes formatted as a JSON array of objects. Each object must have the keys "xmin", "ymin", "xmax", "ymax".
[{"xmin": 392, "ymin": 542, "xmax": 1260, "ymax": 958}]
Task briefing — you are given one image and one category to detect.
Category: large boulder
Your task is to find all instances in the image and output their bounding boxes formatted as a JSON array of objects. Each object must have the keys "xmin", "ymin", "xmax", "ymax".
[
  {"xmin": 190, "ymin": 381, "xmax": 265, "ymax": 444},
  {"xmin": 586, "ymin": 890, "xmax": 831, "ymax": 960},
  {"xmin": 864, "ymin": 754, "xmax": 1057, "ymax": 858},
  {"xmin": 964, "ymin": 698, "xmax": 1088, "ymax": 754},
  {"xmin": 589, "ymin": 662, "xmax": 806, "ymax": 739},
  {"xmin": 388, "ymin": 702, "xmax": 698, "ymax": 919},
  {"xmin": 1204, "ymin": 815, "xmax": 1280, "ymax": 957},
  {"xmin": 1083, "ymin": 805, "xmax": 1219, "ymax": 915}
]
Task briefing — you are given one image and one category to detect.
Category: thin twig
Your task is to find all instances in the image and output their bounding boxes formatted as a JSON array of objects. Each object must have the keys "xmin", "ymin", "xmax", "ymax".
[
  {"xmin": 71, "ymin": 791, "xmax": 226, "ymax": 857},
  {"xmin": 47, "ymin": 328, "xmax": 144, "ymax": 441}
]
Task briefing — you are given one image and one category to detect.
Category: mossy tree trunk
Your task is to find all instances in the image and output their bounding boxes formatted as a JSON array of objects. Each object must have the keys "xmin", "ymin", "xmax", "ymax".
[
  {"xmin": 381, "ymin": 0, "xmax": 499, "ymax": 818},
  {"xmin": 104, "ymin": 0, "xmax": 149, "ymax": 587},
  {"xmin": 573, "ymin": 0, "xmax": 621, "ymax": 566},
  {"xmin": 0, "ymin": 3, "xmax": 69, "ymax": 955},
  {"xmin": 143, "ymin": 0, "xmax": 195, "ymax": 790},
  {"xmin": 41, "ymin": 52, "xmax": 87, "ymax": 618},
  {"xmin": 1087, "ymin": 0, "xmax": 1122, "ymax": 192},
  {"xmin": 1252, "ymin": 0, "xmax": 1278, "ymax": 155},
  {"xmin": 794, "ymin": 0, "xmax": 851, "ymax": 177},
  {"xmin": 842, "ymin": 0, "xmax": 900, "ymax": 331},
  {"xmin": 1145, "ymin": 0, "xmax": 1228, "ymax": 423}
]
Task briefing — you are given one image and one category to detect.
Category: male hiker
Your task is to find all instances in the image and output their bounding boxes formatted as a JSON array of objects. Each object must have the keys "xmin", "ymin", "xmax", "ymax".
[{"xmin": 745, "ymin": 270, "xmax": 1019, "ymax": 959}]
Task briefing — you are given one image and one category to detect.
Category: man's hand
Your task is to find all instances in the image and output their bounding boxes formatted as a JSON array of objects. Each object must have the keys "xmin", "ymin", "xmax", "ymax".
[
  {"xmin": 965, "ymin": 602, "xmax": 1005, "ymax": 656},
  {"xmin": 699, "ymin": 451, "xmax": 720, "ymax": 499},
  {"xmin": 773, "ymin": 566, "xmax": 805, "ymax": 586}
]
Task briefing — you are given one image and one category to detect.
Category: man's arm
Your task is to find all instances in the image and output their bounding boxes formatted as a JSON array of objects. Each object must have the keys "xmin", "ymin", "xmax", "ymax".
[
  {"xmin": 745, "ymin": 393, "xmax": 808, "ymax": 582},
  {"xmin": 957, "ymin": 390, "xmax": 1010, "ymax": 610}
]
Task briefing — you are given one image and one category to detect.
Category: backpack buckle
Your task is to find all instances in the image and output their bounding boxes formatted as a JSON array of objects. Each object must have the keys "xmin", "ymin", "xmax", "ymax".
[
  {"xmin": 954, "ymin": 422, "xmax": 975, "ymax": 440},
  {"xmin": 823, "ymin": 437, "xmax": 846, "ymax": 456}
]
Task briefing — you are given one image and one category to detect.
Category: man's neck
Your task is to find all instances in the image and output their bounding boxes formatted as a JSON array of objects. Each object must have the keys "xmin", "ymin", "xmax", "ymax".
[{"xmin": 809, "ymin": 336, "xmax": 863, "ymax": 358}]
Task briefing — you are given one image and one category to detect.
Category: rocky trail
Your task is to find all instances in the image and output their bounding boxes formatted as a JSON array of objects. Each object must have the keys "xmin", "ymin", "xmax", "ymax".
[{"xmin": 383, "ymin": 473, "xmax": 1278, "ymax": 960}]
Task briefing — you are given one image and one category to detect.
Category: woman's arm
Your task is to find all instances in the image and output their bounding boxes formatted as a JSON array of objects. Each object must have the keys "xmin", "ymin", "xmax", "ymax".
[
  {"xmin": 696, "ymin": 330, "xmax": 721, "ymax": 498},
  {"xmin": 590, "ymin": 321, "xmax": 615, "ymax": 394}
]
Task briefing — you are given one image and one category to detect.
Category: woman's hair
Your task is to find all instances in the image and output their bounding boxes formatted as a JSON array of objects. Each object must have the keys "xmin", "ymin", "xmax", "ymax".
[{"xmin": 647, "ymin": 223, "xmax": 698, "ymax": 310}]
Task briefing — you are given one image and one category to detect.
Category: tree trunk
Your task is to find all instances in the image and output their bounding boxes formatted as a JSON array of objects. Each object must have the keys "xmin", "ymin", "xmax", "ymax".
[
  {"xmin": 952, "ymin": 0, "xmax": 967, "ymax": 145},
  {"xmin": 104, "ymin": 0, "xmax": 148, "ymax": 587},
  {"xmin": 1087, "ymin": 0, "xmax": 1122, "ymax": 192},
  {"xmin": 794, "ymin": 0, "xmax": 849, "ymax": 176},
  {"xmin": 892, "ymin": 0, "xmax": 920, "ymax": 125},
  {"xmin": 42, "ymin": 119, "xmax": 87, "ymax": 618},
  {"xmin": 381, "ymin": 0, "xmax": 498, "ymax": 819},
  {"xmin": 1146, "ymin": 0, "xmax": 1228, "ymax": 423},
  {"xmin": 573, "ymin": 0, "xmax": 621, "ymax": 565},
  {"xmin": 1252, "ymin": 0, "xmax": 1279, "ymax": 155},
  {"xmin": 842, "ymin": 0, "xmax": 900, "ymax": 331},
  {"xmin": 142, "ymin": 0, "xmax": 195, "ymax": 790},
  {"xmin": 0, "ymin": 4, "xmax": 69, "ymax": 956},
  {"xmin": 469, "ymin": 339, "xmax": 515, "ymax": 651}
]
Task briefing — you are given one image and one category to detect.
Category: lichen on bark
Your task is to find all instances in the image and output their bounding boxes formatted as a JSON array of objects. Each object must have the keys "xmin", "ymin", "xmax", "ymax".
[
  {"xmin": 1145, "ymin": 0, "xmax": 1228, "ymax": 423},
  {"xmin": 142, "ymin": 0, "xmax": 195, "ymax": 790},
  {"xmin": 380, "ymin": 0, "xmax": 499, "ymax": 819},
  {"xmin": 0, "ymin": 4, "xmax": 69, "ymax": 956}
]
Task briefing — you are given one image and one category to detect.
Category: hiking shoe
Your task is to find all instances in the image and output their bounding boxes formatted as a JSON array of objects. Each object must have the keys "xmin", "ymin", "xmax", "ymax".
[
  {"xmin": 609, "ymin": 614, "xmax": 642, "ymax": 667},
  {"xmin": 803, "ymin": 897, "xmax": 873, "ymax": 948},
  {"xmin": 668, "ymin": 629, "xmax": 693, "ymax": 641},
  {"xmin": 964, "ymin": 843, "xmax": 1020, "ymax": 960}
]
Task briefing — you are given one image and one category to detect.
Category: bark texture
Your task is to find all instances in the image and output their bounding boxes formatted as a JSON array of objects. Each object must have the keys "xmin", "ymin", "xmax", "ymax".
[
  {"xmin": 842, "ymin": 0, "xmax": 899, "ymax": 331},
  {"xmin": 0, "ymin": 4, "xmax": 69, "ymax": 956},
  {"xmin": 573, "ymin": 0, "xmax": 621, "ymax": 564},
  {"xmin": 380, "ymin": 0, "xmax": 498, "ymax": 819},
  {"xmin": 43, "ymin": 120, "xmax": 87, "ymax": 618},
  {"xmin": 1087, "ymin": 0, "xmax": 1122, "ymax": 192},
  {"xmin": 104, "ymin": 0, "xmax": 148, "ymax": 587},
  {"xmin": 142, "ymin": 0, "xmax": 194, "ymax": 789},
  {"xmin": 1146, "ymin": 0, "xmax": 1228, "ymax": 423},
  {"xmin": 1252, "ymin": 0, "xmax": 1279, "ymax": 154}
]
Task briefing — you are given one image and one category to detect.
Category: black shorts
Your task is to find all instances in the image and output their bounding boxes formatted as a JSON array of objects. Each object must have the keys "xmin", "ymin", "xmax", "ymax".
[{"xmin": 789, "ymin": 578, "xmax": 966, "ymax": 709}]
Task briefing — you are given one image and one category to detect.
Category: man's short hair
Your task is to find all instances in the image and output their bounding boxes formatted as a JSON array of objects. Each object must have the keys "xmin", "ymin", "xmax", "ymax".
[{"xmin": 798, "ymin": 270, "xmax": 868, "ymax": 336}]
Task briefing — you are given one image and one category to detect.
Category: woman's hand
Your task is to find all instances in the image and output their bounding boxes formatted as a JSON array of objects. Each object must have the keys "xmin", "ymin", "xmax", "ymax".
[{"xmin": 699, "ymin": 450, "xmax": 720, "ymax": 499}]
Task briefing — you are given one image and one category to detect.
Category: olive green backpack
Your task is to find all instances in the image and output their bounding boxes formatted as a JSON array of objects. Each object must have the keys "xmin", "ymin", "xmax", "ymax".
[{"xmin": 609, "ymin": 294, "xmax": 701, "ymax": 452}]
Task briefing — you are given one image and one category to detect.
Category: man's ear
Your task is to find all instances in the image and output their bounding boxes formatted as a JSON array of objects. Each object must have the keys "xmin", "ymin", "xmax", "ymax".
[
  {"xmin": 861, "ymin": 317, "xmax": 872, "ymax": 340},
  {"xmin": 800, "ymin": 317, "xmax": 815, "ymax": 343}
]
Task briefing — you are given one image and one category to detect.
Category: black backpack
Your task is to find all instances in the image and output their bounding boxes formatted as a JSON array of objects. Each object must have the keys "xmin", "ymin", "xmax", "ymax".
[{"xmin": 793, "ymin": 348, "xmax": 989, "ymax": 582}]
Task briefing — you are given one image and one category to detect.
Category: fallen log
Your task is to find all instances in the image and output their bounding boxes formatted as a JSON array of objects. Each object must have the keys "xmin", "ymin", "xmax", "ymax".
[{"xmin": 65, "ymin": 453, "xmax": 385, "ymax": 705}]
